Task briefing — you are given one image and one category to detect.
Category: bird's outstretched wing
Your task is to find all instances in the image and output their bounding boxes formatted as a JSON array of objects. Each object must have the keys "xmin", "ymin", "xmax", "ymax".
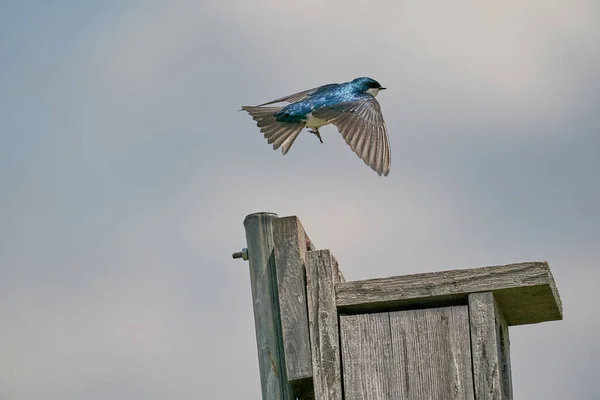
[
  {"xmin": 241, "ymin": 106, "xmax": 305, "ymax": 155},
  {"xmin": 313, "ymin": 96, "xmax": 391, "ymax": 176},
  {"xmin": 257, "ymin": 83, "xmax": 338, "ymax": 106}
]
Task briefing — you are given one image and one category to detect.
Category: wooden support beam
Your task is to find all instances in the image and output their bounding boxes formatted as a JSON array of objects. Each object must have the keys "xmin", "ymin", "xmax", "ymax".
[
  {"xmin": 336, "ymin": 262, "xmax": 562, "ymax": 326},
  {"xmin": 306, "ymin": 250, "xmax": 344, "ymax": 400},
  {"xmin": 243, "ymin": 213, "xmax": 295, "ymax": 400},
  {"xmin": 469, "ymin": 292, "xmax": 513, "ymax": 400},
  {"xmin": 273, "ymin": 216, "xmax": 315, "ymax": 397}
]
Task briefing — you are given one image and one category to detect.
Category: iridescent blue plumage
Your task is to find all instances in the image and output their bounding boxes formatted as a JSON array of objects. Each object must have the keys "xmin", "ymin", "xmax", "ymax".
[{"xmin": 241, "ymin": 77, "xmax": 391, "ymax": 176}]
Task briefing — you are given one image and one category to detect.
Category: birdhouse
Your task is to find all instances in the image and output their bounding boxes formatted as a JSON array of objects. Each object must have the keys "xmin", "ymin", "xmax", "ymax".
[{"xmin": 235, "ymin": 213, "xmax": 562, "ymax": 400}]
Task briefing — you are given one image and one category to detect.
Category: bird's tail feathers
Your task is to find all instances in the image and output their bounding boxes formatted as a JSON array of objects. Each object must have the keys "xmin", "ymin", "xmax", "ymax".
[{"xmin": 241, "ymin": 106, "xmax": 304, "ymax": 155}]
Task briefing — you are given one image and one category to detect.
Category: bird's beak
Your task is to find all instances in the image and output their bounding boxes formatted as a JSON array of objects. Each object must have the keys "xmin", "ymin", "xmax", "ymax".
[{"xmin": 380, "ymin": 87, "xmax": 387, "ymax": 90}]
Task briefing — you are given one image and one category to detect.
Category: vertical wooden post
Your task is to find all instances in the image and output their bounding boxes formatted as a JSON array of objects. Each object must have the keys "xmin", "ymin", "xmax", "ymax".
[
  {"xmin": 469, "ymin": 292, "xmax": 513, "ymax": 400},
  {"xmin": 306, "ymin": 250, "xmax": 345, "ymax": 400},
  {"xmin": 243, "ymin": 212, "xmax": 295, "ymax": 400},
  {"xmin": 273, "ymin": 216, "xmax": 315, "ymax": 398}
]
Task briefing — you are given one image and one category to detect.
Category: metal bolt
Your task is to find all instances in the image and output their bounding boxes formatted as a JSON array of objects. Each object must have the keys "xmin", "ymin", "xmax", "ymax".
[{"xmin": 232, "ymin": 248, "xmax": 249, "ymax": 261}]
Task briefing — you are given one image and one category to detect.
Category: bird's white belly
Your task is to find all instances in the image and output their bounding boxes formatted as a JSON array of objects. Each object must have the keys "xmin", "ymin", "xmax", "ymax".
[{"xmin": 304, "ymin": 112, "xmax": 329, "ymax": 128}]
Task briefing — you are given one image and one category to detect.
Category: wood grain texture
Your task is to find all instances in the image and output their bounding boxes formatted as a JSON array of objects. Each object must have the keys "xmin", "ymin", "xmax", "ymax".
[
  {"xmin": 390, "ymin": 306, "xmax": 475, "ymax": 400},
  {"xmin": 340, "ymin": 313, "xmax": 400, "ymax": 400},
  {"xmin": 273, "ymin": 216, "xmax": 314, "ymax": 396},
  {"xmin": 469, "ymin": 292, "xmax": 513, "ymax": 400},
  {"xmin": 497, "ymin": 305, "xmax": 513, "ymax": 399},
  {"xmin": 243, "ymin": 213, "xmax": 295, "ymax": 400},
  {"xmin": 336, "ymin": 262, "xmax": 562, "ymax": 326},
  {"xmin": 306, "ymin": 250, "xmax": 343, "ymax": 400},
  {"xmin": 340, "ymin": 307, "xmax": 475, "ymax": 400}
]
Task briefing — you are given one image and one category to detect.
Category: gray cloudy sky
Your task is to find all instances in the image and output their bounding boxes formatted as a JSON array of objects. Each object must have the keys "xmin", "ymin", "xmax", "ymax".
[{"xmin": 1, "ymin": 1, "xmax": 599, "ymax": 399}]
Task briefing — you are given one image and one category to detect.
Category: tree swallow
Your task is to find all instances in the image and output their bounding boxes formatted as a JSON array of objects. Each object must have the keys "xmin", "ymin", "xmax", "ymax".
[{"xmin": 241, "ymin": 77, "xmax": 391, "ymax": 176}]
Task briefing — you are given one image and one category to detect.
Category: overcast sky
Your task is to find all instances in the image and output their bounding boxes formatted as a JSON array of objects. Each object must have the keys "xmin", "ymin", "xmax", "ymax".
[{"xmin": 1, "ymin": 1, "xmax": 599, "ymax": 399}]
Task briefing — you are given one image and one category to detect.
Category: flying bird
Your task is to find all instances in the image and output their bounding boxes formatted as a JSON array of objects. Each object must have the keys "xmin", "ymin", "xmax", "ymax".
[{"xmin": 241, "ymin": 77, "xmax": 391, "ymax": 176}]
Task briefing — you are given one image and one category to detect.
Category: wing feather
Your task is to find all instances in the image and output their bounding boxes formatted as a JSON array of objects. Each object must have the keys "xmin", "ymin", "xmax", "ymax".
[
  {"xmin": 280, "ymin": 127, "xmax": 303, "ymax": 155},
  {"xmin": 313, "ymin": 96, "xmax": 391, "ymax": 176},
  {"xmin": 241, "ymin": 106, "xmax": 305, "ymax": 154}
]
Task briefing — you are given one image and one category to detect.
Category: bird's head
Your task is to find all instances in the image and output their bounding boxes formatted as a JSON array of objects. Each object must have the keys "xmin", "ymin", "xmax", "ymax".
[{"xmin": 352, "ymin": 77, "xmax": 386, "ymax": 97}]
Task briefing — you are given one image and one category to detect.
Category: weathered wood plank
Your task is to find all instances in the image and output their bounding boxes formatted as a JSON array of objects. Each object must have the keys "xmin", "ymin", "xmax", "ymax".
[
  {"xmin": 469, "ymin": 292, "xmax": 513, "ymax": 400},
  {"xmin": 336, "ymin": 262, "xmax": 562, "ymax": 326},
  {"xmin": 498, "ymin": 305, "xmax": 513, "ymax": 398},
  {"xmin": 340, "ymin": 307, "xmax": 475, "ymax": 399},
  {"xmin": 389, "ymin": 306, "xmax": 475, "ymax": 400},
  {"xmin": 306, "ymin": 250, "xmax": 343, "ymax": 400},
  {"xmin": 243, "ymin": 213, "xmax": 295, "ymax": 400},
  {"xmin": 340, "ymin": 312, "xmax": 400, "ymax": 400},
  {"xmin": 273, "ymin": 216, "xmax": 314, "ymax": 396}
]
